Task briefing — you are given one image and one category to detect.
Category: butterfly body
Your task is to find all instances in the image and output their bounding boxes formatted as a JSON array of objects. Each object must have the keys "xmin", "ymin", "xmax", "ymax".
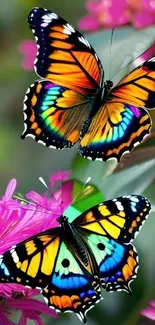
[
  {"xmin": 22, "ymin": 7, "xmax": 155, "ymax": 161},
  {"xmin": 58, "ymin": 215, "xmax": 90, "ymax": 267},
  {"xmin": 0, "ymin": 194, "xmax": 151, "ymax": 322}
]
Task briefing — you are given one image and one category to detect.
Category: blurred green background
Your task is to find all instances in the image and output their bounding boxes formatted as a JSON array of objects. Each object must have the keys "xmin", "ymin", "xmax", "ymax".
[{"xmin": 0, "ymin": 1, "xmax": 155, "ymax": 324}]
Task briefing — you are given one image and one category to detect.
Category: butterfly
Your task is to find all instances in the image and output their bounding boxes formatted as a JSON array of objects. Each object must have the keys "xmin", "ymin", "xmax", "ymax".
[
  {"xmin": 0, "ymin": 194, "xmax": 151, "ymax": 322},
  {"xmin": 21, "ymin": 7, "xmax": 155, "ymax": 161}
]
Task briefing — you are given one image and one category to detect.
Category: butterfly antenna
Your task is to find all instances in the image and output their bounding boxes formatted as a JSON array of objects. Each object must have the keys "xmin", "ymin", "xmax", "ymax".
[
  {"xmin": 13, "ymin": 194, "xmax": 60, "ymax": 216},
  {"xmin": 64, "ymin": 177, "xmax": 91, "ymax": 212},
  {"xmin": 61, "ymin": 170, "xmax": 63, "ymax": 208},
  {"xmin": 39, "ymin": 176, "xmax": 61, "ymax": 206},
  {"xmin": 109, "ymin": 28, "xmax": 114, "ymax": 80},
  {"xmin": 111, "ymin": 41, "xmax": 155, "ymax": 80}
]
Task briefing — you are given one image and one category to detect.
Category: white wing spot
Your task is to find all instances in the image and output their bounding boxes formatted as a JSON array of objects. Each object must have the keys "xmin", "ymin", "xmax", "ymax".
[
  {"xmin": 115, "ymin": 201, "xmax": 124, "ymax": 211},
  {"xmin": 78, "ymin": 36, "xmax": 90, "ymax": 48},
  {"xmin": 42, "ymin": 13, "xmax": 58, "ymax": 21},
  {"xmin": 95, "ymin": 53, "xmax": 98, "ymax": 61},
  {"xmin": 66, "ymin": 23, "xmax": 75, "ymax": 32},
  {"xmin": 130, "ymin": 197, "xmax": 139, "ymax": 203},
  {"xmin": 63, "ymin": 26, "xmax": 71, "ymax": 35},
  {"xmin": 12, "ymin": 251, "xmax": 19, "ymax": 263},
  {"xmin": 38, "ymin": 140, "xmax": 46, "ymax": 146}
]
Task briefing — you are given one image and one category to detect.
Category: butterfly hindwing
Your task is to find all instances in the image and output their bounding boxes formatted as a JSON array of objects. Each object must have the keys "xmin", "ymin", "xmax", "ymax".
[
  {"xmin": 42, "ymin": 240, "xmax": 101, "ymax": 323},
  {"xmin": 22, "ymin": 80, "xmax": 90, "ymax": 148},
  {"xmin": 72, "ymin": 195, "xmax": 151, "ymax": 244},
  {"xmin": 28, "ymin": 7, "xmax": 103, "ymax": 96},
  {"xmin": 79, "ymin": 102, "xmax": 151, "ymax": 161},
  {"xmin": 83, "ymin": 233, "xmax": 138, "ymax": 293}
]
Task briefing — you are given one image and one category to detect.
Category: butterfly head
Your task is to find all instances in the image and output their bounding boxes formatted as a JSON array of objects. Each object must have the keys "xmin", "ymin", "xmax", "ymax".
[
  {"xmin": 57, "ymin": 215, "xmax": 68, "ymax": 226},
  {"xmin": 104, "ymin": 80, "xmax": 113, "ymax": 91}
]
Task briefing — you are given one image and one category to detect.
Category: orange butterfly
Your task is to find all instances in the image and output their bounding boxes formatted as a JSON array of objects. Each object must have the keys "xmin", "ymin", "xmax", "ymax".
[{"xmin": 22, "ymin": 7, "xmax": 155, "ymax": 161}]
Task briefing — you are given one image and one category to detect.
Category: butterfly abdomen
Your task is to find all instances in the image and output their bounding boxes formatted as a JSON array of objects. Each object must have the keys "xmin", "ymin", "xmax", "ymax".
[{"xmin": 80, "ymin": 88, "xmax": 103, "ymax": 139}]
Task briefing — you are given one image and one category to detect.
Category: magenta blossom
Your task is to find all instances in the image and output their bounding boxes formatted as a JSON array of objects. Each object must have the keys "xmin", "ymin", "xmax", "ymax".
[
  {"xmin": 79, "ymin": 0, "xmax": 155, "ymax": 31},
  {"xmin": 128, "ymin": 0, "xmax": 155, "ymax": 29},
  {"xmin": 0, "ymin": 171, "xmax": 72, "ymax": 324},
  {"xmin": 141, "ymin": 300, "xmax": 155, "ymax": 321},
  {"xmin": 79, "ymin": 0, "xmax": 128, "ymax": 30},
  {"xmin": 18, "ymin": 40, "xmax": 37, "ymax": 71}
]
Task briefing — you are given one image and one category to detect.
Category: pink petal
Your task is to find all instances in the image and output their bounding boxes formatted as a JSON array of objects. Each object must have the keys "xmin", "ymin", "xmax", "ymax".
[
  {"xmin": 26, "ymin": 191, "xmax": 45, "ymax": 206},
  {"xmin": 0, "ymin": 283, "xmax": 26, "ymax": 298},
  {"xmin": 8, "ymin": 298, "xmax": 57, "ymax": 318},
  {"xmin": 18, "ymin": 40, "xmax": 37, "ymax": 71},
  {"xmin": 78, "ymin": 15, "xmax": 100, "ymax": 30},
  {"xmin": 50, "ymin": 170, "xmax": 71, "ymax": 187},
  {"xmin": 18, "ymin": 40, "xmax": 37, "ymax": 54},
  {"xmin": 0, "ymin": 311, "xmax": 15, "ymax": 325},
  {"xmin": 141, "ymin": 308, "xmax": 155, "ymax": 320},
  {"xmin": 54, "ymin": 180, "xmax": 73, "ymax": 212},
  {"xmin": 17, "ymin": 313, "xmax": 28, "ymax": 325},
  {"xmin": 2, "ymin": 179, "xmax": 17, "ymax": 202},
  {"xmin": 132, "ymin": 11, "xmax": 155, "ymax": 28},
  {"xmin": 86, "ymin": 0, "xmax": 101, "ymax": 12},
  {"xmin": 149, "ymin": 300, "xmax": 155, "ymax": 309}
]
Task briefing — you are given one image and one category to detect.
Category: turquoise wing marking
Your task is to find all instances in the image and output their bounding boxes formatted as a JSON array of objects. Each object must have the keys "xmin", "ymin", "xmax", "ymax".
[{"xmin": 87, "ymin": 233, "xmax": 138, "ymax": 293}]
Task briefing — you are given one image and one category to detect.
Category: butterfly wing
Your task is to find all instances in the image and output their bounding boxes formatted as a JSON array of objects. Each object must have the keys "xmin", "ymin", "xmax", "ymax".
[
  {"xmin": 72, "ymin": 195, "xmax": 150, "ymax": 292},
  {"xmin": 28, "ymin": 7, "xmax": 103, "ymax": 96},
  {"xmin": 0, "ymin": 227, "xmax": 101, "ymax": 323},
  {"xmin": 72, "ymin": 195, "xmax": 151, "ymax": 244},
  {"xmin": 81, "ymin": 233, "xmax": 138, "ymax": 293},
  {"xmin": 79, "ymin": 58, "xmax": 155, "ymax": 161},
  {"xmin": 79, "ymin": 102, "xmax": 151, "ymax": 161},
  {"xmin": 42, "ymin": 240, "xmax": 101, "ymax": 323},
  {"xmin": 0, "ymin": 228, "xmax": 61, "ymax": 288},
  {"xmin": 111, "ymin": 58, "xmax": 155, "ymax": 109},
  {"xmin": 22, "ymin": 80, "xmax": 91, "ymax": 148}
]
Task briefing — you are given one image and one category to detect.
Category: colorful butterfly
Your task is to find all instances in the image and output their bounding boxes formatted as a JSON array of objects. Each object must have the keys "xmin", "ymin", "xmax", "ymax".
[
  {"xmin": 0, "ymin": 195, "xmax": 151, "ymax": 322},
  {"xmin": 21, "ymin": 7, "xmax": 155, "ymax": 161}
]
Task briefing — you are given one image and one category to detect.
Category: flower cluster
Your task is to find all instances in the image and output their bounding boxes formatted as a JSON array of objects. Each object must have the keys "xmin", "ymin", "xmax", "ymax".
[
  {"xmin": 79, "ymin": 0, "xmax": 155, "ymax": 31},
  {"xmin": 141, "ymin": 300, "xmax": 155, "ymax": 322},
  {"xmin": 0, "ymin": 170, "xmax": 71, "ymax": 324}
]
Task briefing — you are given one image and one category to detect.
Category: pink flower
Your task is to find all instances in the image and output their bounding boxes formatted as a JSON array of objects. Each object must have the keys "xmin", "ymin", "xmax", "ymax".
[
  {"xmin": 79, "ymin": 0, "xmax": 129, "ymax": 31},
  {"xmin": 141, "ymin": 301, "xmax": 155, "ymax": 321},
  {"xmin": 18, "ymin": 40, "xmax": 37, "ymax": 71},
  {"xmin": 78, "ymin": 0, "xmax": 155, "ymax": 31},
  {"xmin": 128, "ymin": 0, "xmax": 155, "ymax": 29},
  {"xmin": 0, "ymin": 171, "xmax": 73, "ymax": 324},
  {"xmin": 26, "ymin": 170, "xmax": 73, "ymax": 222},
  {"xmin": 49, "ymin": 169, "xmax": 71, "ymax": 187}
]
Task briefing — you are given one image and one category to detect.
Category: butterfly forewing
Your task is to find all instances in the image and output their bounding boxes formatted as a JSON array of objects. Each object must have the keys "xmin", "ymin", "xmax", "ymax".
[
  {"xmin": 28, "ymin": 7, "xmax": 103, "ymax": 95},
  {"xmin": 111, "ymin": 58, "xmax": 155, "ymax": 109},
  {"xmin": 0, "ymin": 228, "xmax": 61, "ymax": 288},
  {"xmin": 72, "ymin": 195, "xmax": 151, "ymax": 243}
]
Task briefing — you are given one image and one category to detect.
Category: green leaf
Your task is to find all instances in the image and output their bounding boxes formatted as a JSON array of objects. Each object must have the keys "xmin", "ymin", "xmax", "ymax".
[{"xmin": 100, "ymin": 158, "xmax": 155, "ymax": 199}]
